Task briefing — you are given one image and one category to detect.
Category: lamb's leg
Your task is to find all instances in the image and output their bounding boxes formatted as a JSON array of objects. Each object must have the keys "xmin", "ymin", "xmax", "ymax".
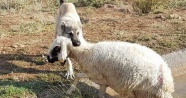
[
  {"xmin": 98, "ymin": 85, "xmax": 107, "ymax": 98},
  {"xmin": 66, "ymin": 73, "xmax": 88, "ymax": 95},
  {"xmin": 65, "ymin": 58, "xmax": 75, "ymax": 79}
]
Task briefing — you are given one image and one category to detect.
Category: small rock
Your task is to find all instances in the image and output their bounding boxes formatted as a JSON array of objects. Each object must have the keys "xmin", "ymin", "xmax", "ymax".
[
  {"xmin": 30, "ymin": 16, "xmax": 34, "ymax": 19},
  {"xmin": 104, "ymin": 4, "xmax": 116, "ymax": 9},
  {"xmin": 11, "ymin": 25, "xmax": 20, "ymax": 32},
  {"xmin": 155, "ymin": 14, "xmax": 166, "ymax": 19},
  {"xmin": 0, "ymin": 33, "xmax": 6, "ymax": 38},
  {"xmin": 18, "ymin": 44, "xmax": 25, "ymax": 48},
  {"xmin": 2, "ymin": 51, "xmax": 6, "ymax": 54},
  {"xmin": 118, "ymin": 5, "xmax": 134, "ymax": 13},
  {"xmin": 11, "ymin": 44, "xmax": 25, "ymax": 48},
  {"xmin": 104, "ymin": 4, "xmax": 134, "ymax": 14},
  {"xmin": 6, "ymin": 47, "xmax": 13, "ymax": 52},
  {"xmin": 11, "ymin": 44, "xmax": 18, "ymax": 48},
  {"xmin": 169, "ymin": 14, "xmax": 182, "ymax": 19},
  {"xmin": 182, "ymin": 18, "xmax": 186, "ymax": 21}
]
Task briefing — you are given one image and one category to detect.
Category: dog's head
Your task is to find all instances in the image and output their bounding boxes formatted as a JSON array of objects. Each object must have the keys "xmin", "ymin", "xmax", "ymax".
[
  {"xmin": 60, "ymin": 21, "xmax": 82, "ymax": 47},
  {"xmin": 47, "ymin": 36, "xmax": 69, "ymax": 63}
]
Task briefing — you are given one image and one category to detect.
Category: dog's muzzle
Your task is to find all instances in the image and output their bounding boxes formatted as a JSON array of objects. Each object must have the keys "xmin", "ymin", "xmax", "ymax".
[{"xmin": 72, "ymin": 40, "xmax": 81, "ymax": 46}]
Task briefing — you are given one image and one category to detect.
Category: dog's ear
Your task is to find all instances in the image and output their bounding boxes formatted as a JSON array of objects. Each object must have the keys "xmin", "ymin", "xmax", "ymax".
[
  {"xmin": 61, "ymin": 21, "xmax": 66, "ymax": 31},
  {"xmin": 60, "ymin": 0, "xmax": 64, "ymax": 5}
]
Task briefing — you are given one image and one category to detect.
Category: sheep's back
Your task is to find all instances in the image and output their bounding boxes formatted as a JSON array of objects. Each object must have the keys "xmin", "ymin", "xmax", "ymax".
[{"xmin": 84, "ymin": 41, "xmax": 173, "ymax": 94}]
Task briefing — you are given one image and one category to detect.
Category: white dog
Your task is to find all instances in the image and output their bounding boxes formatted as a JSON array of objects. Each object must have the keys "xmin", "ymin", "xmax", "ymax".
[
  {"xmin": 54, "ymin": 0, "xmax": 86, "ymax": 79},
  {"xmin": 55, "ymin": 0, "xmax": 86, "ymax": 46}
]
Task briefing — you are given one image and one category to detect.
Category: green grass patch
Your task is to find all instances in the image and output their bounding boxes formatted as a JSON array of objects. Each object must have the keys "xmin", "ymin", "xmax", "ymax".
[
  {"xmin": 0, "ymin": 85, "xmax": 36, "ymax": 98},
  {"xmin": 0, "ymin": 80, "xmax": 49, "ymax": 98},
  {"xmin": 133, "ymin": 0, "xmax": 168, "ymax": 14},
  {"xmin": 73, "ymin": 0, "xmax": 120, "ymax": 8},
  {"xmin": 37, "ymin": 73, "xmax": 63, "ymax": 83},
  {"xmin": 169, "ymin": 0, "xmax": 186, "ymax": 8}
]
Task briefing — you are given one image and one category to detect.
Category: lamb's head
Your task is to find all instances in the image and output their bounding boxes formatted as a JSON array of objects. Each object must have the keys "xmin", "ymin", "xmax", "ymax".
[
  {"xmin": 60, "ymin": 20, "xmax": 83, "ymax": 46},
  {"xmin": 47, "ymin": 36, "xmax": 71, "ymax": 63}
]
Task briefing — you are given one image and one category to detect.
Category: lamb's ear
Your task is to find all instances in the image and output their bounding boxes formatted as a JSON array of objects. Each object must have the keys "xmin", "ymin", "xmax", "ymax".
[
  {"xmin": 52, "ymin": 46, "xmax": 61, "ymax": 56},
  {"xmin": 54, "ymin": 46, "xmax": 61, "ymax": 51},
  {"xmin": 61, "ymin": 21, "xmax": 66, "ymax": 31}
]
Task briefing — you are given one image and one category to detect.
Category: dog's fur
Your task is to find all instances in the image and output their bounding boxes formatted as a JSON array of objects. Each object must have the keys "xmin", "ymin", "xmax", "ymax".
[{"xmin": 55, "ymin": 1, "xmax": 85, "ymax": 46}]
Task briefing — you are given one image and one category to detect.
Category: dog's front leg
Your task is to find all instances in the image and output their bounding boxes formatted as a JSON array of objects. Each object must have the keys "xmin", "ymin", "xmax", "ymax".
[{"xmin": 66, "ymin": 73, "xmax": 88, "ymax": 95}]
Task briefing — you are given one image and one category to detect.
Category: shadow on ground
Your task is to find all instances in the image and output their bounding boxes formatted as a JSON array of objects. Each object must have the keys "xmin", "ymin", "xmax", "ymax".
[
  {"xmin": 0, "ymin": 53, "xmax": 115, "ymax": 98},
  {"xmin": 0, "ymin": 54, "xmax": 60, "ymax": 74}
]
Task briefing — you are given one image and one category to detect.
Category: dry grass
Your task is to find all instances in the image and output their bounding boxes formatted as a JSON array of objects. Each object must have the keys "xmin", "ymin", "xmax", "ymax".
[
  {"xmin": 133, "ymin": 0, "xmax": 168, "ymax": 14},
  {"xmin": 169, "ymin": 0, "xmax": 186, "ymax": 8},
  {"xmin": 0, "ymin": 0, "xmax": 57, "ymax": 36},
  {"xmin": 0, "ymin": 0, "xmax": 59, "ymax": 11}
]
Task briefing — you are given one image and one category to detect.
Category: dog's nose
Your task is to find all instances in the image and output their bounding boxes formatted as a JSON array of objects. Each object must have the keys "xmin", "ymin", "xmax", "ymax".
[{"xmin": 73, "ymin": 41, "xmax": 81, "ymax": 46}]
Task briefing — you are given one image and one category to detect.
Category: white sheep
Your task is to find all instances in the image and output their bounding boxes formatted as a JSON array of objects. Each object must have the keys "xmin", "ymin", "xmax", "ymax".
[{"xmin": 47, "ymin": 36, "xmax": 174, "ymax": 98}]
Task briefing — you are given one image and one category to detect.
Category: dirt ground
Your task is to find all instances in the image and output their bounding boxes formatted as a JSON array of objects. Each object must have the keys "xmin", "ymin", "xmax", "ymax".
[{"xmin": 0, "ymin": 4, "xmax": 186, "ymax": 98}]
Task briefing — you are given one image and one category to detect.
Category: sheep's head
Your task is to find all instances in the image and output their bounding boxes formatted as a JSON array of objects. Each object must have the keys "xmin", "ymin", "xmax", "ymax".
[{"xmin": 47, "ymin": 36, "xmax": 70, "ymax": 63}]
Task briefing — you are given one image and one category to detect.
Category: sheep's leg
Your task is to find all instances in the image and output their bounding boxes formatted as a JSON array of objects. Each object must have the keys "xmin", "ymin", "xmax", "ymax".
[
  {"xmin": 98, "ymin": 85, "xmax": 107, "ymax": 98},
  {"xmin": 66, "ymin": 73, "xmax": 88, "ymax": 95}
]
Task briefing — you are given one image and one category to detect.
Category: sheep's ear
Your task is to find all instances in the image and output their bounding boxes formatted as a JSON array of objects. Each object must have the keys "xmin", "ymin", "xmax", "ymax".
[
  {"xmin": 51, "ymin": 46, "xmax": 61, "ymax": 56},
  {"xmin": 61, "ymin": 21, "xmax": 66, "ymax": 31}
]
